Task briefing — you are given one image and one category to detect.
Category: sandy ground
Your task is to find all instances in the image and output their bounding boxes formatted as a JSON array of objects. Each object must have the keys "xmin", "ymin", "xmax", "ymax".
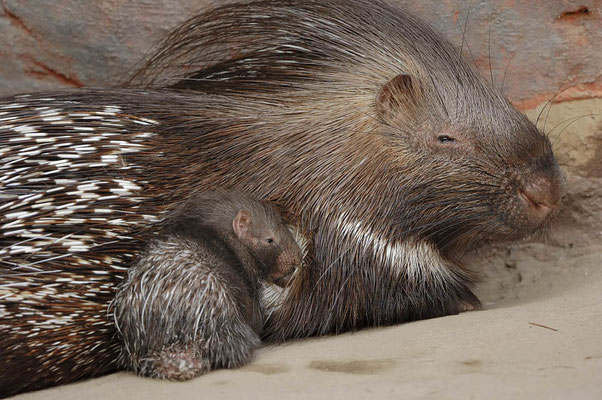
[{"xmin": 10, "ymin": 176, "xmax": 601, "ymax": 400}]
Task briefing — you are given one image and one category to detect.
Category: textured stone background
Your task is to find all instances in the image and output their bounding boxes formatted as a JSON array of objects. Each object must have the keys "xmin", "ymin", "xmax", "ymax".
[{"xmin": 0, "ymin": 0, "xmax": 600, "ymax": 176}]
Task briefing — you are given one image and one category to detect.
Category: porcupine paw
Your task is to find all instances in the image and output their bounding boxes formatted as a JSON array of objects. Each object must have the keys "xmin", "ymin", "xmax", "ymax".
[
  {"xmin": 458, "ymin": 300, "xmax": 481, "ymax": 312},
  {"xmin": 457, "ymin": 292, "xmax": 482, "ymax": 313},
  {"xmin": 147, "ymin": 346, "xmax": 212, "ymax": 381}
]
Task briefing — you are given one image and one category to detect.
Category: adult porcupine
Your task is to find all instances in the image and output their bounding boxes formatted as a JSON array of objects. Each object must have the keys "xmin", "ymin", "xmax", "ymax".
[
  {"xmin": 130, "ymin": 0, "xmax": 564, "ymax": 332},
  {"xmin": 1, "ymin": 0, "xmax": 564, "ymax": 396},
  {"xmin": 114, "ymin": 192, "xmax": 302, "ymax": 380}
]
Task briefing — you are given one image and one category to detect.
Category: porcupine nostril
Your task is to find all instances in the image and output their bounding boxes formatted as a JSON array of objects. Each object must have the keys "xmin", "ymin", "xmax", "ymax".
[{"xmin": 519, "ymin": 176, "xmax": 561, "ymax": 223}]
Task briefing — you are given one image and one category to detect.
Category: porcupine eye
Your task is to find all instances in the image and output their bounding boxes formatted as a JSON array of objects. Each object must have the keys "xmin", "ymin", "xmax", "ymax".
[
  {"xmin": 266, "ymin": 238, "xmax": 274, "ymax": 244},
  {"xmin": 437, "ymin": 135, "xmax": 455, "ymax": 143}
]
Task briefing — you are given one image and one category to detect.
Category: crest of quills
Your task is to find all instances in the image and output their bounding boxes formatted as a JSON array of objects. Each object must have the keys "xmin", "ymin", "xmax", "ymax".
[{"xmin": 1, "ymin": 0, "xmax": 564, "ymax": 396}]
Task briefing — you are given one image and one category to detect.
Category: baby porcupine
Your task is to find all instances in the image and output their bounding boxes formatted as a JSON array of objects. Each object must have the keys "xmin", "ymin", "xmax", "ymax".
[{"xmin": 113, "ymin": 192, "xmax": 301, "ymax": 380}]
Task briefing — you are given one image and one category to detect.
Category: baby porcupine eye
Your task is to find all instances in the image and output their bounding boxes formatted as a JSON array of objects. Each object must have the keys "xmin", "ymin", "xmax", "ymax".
[{"xmin": 266, "ymin": 238, "xmax": 274, "ymax": 244}]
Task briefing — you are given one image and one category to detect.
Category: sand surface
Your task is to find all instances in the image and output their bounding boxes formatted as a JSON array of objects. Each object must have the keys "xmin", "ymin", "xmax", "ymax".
[{"xmin": 11, "ymin": 176, "xmax": 601, "ymax": 400}]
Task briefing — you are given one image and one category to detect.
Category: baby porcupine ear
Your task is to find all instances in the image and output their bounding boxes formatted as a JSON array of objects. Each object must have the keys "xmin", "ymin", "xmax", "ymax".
[
  {"xmin": 233, "ymin": 209, "xmax": 252, "ymax": 239},
  {"xmin": 375, "ymin": 73, "xmax": 422, "ymax": 120}
]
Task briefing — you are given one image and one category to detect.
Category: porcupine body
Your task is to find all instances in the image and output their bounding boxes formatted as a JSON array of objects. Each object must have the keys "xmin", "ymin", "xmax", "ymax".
[
  {"xmin": 1, "ymin": 0, "xmax": 564, "ymax": 396},
  {"xmin": 114, "ymin": 192, "xmax": 302, "ymax": 380}
]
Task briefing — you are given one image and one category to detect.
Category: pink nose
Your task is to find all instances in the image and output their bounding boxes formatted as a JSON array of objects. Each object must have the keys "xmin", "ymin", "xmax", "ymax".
[
  {"xmin": 272, "ymin": 250, "xmax": 301, "ymax": 287},
  {"xmin": 519, "ymin": 176, "xmax": 562, "ymax": 222}
]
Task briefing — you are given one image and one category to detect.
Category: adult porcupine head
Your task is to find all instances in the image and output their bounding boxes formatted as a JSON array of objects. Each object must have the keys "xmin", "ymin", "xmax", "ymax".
[{"xmin": 1, "ymin": 0, "xmax": 564, "ymax": 395}]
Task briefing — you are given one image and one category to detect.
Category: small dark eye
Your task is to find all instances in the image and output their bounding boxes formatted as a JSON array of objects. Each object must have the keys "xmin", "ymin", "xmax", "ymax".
[
  {"xmin": 266, "ymin": 238, "xmax": 274, "ymax": 244},
  {"xmin": 438, "ymin": 135, "xmax": 455, "ymax": 143}
]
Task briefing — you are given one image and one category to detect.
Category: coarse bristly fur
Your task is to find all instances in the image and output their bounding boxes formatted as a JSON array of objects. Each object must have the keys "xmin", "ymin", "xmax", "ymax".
[
  {"xmin": 1, "ymin": 0, "xmax": 564, "ymax": 396},
  {"xmin": 113, "ymin": 192, "xmax": 301, "ymax": 380}
]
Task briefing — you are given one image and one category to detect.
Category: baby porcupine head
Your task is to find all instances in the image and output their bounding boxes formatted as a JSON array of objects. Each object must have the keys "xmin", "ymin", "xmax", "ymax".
[
  {"xmin": 230, "ymin": 197, "xmax": 301, "ymax": 286},
  {"xmin": 172, "ymin": 192, "xmax": 301, "ymax": 286}
]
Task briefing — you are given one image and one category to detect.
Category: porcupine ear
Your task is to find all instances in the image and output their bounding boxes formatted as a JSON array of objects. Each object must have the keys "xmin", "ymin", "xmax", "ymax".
[
  {"xmin": 375, "ymin": 74, "xmax": 421, "ymax": 120},
  {"xmin": 233, "ymin": 209, "xmax": 252, "ymax": 239}
]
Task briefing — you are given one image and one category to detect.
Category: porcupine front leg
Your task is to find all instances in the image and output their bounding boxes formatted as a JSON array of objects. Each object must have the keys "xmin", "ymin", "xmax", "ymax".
[{"xmin": 113, "ymin": 234, "xmax": 261, "ymax": 380}]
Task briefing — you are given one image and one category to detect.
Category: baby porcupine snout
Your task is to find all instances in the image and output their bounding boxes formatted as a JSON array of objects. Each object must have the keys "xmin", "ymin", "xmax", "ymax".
[{"xmin": 271, "ymin": 240, "xmax": 302, "ymax": 287}]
